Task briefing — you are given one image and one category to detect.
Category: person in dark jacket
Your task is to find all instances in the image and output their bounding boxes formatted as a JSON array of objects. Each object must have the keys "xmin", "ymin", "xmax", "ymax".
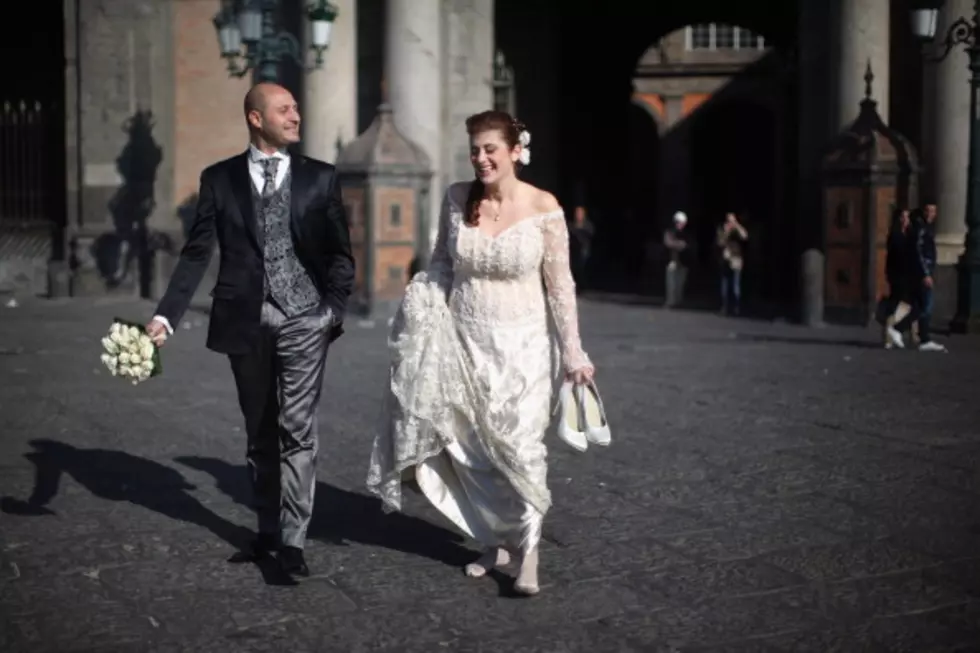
[
  {"xmin": 881, "ymin": 208, "xmax": 913, "ymax": 346},
  {"xmin": 887, "ymin": 203, "xmax": 948, "ymax": 352}
]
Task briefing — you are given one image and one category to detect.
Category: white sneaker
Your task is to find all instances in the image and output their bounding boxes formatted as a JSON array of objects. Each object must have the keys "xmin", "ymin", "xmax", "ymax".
[
  {"xmin": 557, "ymin": 381, "xmax": 589, "ymax": 452},
  {"xmin": 885, "ymin": 327, "xmax": 905, "ymax": 349},
  {"xmin": 918, "ymin": 341, "xmax": 948, "ymax": 352}
]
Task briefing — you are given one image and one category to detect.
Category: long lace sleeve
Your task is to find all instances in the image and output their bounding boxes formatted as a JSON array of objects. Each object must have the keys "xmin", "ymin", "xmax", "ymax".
[
  {"xmin": 542, "ymin": 212, "xmax": 592, "ymax": 372},
  {"xmin": 426, "ymin": 189, "xmax": 455, "ymax": 288}
]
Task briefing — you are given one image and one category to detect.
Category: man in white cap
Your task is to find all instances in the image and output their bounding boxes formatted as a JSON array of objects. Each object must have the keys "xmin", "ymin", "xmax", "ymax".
[{"xmin": 663, "ymin": 211, "xmax": 693, "ymax": 308}]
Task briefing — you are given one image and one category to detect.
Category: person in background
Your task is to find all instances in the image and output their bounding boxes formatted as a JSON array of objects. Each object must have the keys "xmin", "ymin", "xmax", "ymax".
[
  {"xmin": 888, "ymin": 203, "xmax": 948, "ymax": 352},
  {"xmin": 569, "ymin": 204, "xmax": 594, "ymax": 291},
  {"xmin": 663, "ymin": 211, "xmax": 693, "ymax": 308},
  {"xmin": 716, "ymin": 212, "xmax": 748, "ymax": 316},
  {"xmin": 881, "ymin": 208, "xmax": 914, "ymax": 348}
]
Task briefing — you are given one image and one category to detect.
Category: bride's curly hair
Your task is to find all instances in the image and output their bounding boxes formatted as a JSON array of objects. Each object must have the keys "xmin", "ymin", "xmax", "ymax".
[{"xmin": 463, "ymin": 110, "xmax": 527, "ymax": 226}]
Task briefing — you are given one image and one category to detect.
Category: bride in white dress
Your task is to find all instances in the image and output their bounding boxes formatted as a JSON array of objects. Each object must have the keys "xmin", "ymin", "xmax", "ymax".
[{"xmin": 367, "ymin": 110, "xmax": 594, "ymax": 595}]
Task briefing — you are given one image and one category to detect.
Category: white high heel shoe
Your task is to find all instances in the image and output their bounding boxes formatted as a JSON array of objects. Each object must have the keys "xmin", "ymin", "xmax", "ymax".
[
  {"xmin": 577, "ymin": 381, "xmax": 611, "ymax": 447},
  {"xmin": 557, "ymin": 380, "xmax": 588, "ymax": 452}
]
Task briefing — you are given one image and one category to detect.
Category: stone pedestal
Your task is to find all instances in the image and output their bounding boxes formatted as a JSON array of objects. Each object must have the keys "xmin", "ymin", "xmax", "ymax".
[
  {"xmin": 835, "ymin": 0, "xmax": 890, "ymax": 128},
  {"xmin": 386, "ymin": 0, "xmax": 443, "ymax": 247},
  {"xmin": 302, "ymin": 0, "xmax": 357, "ymax": 163}
]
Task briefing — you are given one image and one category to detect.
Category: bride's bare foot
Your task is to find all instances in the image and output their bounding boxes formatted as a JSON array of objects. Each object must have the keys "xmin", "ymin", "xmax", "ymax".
[
  {"xmin": 464, "ymin": 547, "xmax": 511, "ymax": 578},
  {"xmin": 513, "ymin": 547, "xmax": 540, "ymax": 596}
]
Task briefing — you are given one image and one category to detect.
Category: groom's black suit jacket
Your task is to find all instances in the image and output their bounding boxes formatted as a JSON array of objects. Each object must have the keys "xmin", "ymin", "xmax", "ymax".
[{"xmin": 155, "ymin": 151, "xmax": 355, "ymax": 355}]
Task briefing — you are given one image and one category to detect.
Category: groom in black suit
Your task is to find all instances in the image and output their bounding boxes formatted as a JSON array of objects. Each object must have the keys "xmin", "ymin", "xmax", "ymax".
[{"xmin": 146, "ymin": 82, "xmax": 354, "ymax": 578}]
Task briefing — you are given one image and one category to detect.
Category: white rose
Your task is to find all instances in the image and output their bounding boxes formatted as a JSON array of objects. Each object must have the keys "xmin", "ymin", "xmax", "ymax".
[
  {"xmin": 110, "ymin": 323, "xmax": 123, "ymax": 337},
  {"xmin": 119, "ymin": 352, "xmax": 132, "ymax": 365},
  {"xmin": 140, "ymin": 343, "xmax": 154, "ymax": 360},
  {"xmin": 101, "ymin": 337, "xmax": 119, "ymax": 355},
  {"xmin": 100, "ymin": 353, "xmax": 117, "ymax": 369},
  {"xmin": 519, "ymin": 130, "xmax": 531, "ymax": 147},
  {"xmin": 141, "ymin": 360, "xmax": 154, "ymax": 374},
  {"xmin": 110, "ymin": 330, "xmax": 126, "ymax": 345},
  {"xmin": 138, "ymin": 334, "xmax": 152, "ymax": 348},
  {"xmin": 519, "ymin": 148, "xmax": 531, "ymax": 165},
  {"xmin": 128, "ymin": 326, "xmax": 140, "ymax": 340}
]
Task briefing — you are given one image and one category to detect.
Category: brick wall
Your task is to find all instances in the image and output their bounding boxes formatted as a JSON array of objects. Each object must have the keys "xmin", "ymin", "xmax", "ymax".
[{"xmin": 173, "ymin": 0, "xmax": 251, "ymax": 208}]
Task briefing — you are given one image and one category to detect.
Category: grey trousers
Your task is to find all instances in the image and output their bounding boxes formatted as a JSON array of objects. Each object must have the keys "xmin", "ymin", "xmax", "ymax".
[
  {"xmin": 665, "ymin": 261, "xmax": 688, "ymax": 308},
  {"xmin": 229, "ymin": 301, "xmax": 332, "ymax": 549}
]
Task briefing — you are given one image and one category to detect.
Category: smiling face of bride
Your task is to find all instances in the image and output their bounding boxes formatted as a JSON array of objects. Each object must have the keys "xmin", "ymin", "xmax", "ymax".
[{"xmin": 470, "ymin": 129, "xmax": 521, "ymax": 186}]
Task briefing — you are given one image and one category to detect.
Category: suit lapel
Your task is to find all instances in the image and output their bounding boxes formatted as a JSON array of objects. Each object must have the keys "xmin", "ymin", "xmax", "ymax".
[
  {"xmin": 229, "ymin": 152, "xmax": 261, "ymax": 251},
  {"xmin": 289, "ymin": 155, "xmax": 313, "ymax": 242}
]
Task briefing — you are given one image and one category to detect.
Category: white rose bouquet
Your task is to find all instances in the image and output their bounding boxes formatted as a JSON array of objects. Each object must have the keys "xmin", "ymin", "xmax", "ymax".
[{"xmin": 99, "ymin": 318, "xmax": 162, "ymax": 385}]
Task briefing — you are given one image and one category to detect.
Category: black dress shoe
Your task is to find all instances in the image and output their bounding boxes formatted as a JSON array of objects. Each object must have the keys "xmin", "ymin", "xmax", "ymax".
[
  {"xmin": 228, "ymin": 533, "xmax": 278, "ymax": 563},
  {"xmin": 278, "ymin": 546, "xmax": 310, "ymax": 577}
]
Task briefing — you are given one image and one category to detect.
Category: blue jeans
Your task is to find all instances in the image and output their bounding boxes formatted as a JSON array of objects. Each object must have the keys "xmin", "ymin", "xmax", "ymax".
[
  {"xmin": 895, "ymin": 281, "xmax": 934, "ymax": 344},
  {"xmin": 721, "ymin": 267, "xmax": 741, "ymax": 314}
]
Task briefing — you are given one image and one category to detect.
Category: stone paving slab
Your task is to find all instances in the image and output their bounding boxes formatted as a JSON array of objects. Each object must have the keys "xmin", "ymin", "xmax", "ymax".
[{"xmin": 1, "ymin": 297, "xmax": 980, "ymax": 651}]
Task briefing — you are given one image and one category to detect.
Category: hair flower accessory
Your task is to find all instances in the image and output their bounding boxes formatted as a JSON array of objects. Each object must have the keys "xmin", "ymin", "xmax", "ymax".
[{"xmin": 517, "ymin": 129, "xmax": 532, "ymax": 166}]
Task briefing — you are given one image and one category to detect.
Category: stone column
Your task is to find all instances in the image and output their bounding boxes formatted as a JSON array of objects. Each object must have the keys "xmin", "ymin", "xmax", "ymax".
[
  {"xmin": 923, "ymin": 0, "xmax": 971, "ymax": 264},
  {"xmin": 442, "ymin": 0, "xmax": 494, "ymax": 186},
  {"xmin": 835, "ymin": 0, "xmax": 890, "ymax": 128},
  {"xmin": 798, "ymin": 0, "xmax": 836, "ymax": 325},
  {"xmin": 302, "ymin": 0, "xmax": 357, "ymax": 163},
  {"xmin": 386, "ymin": 0, "xmax": 443, "ymax": 246}
]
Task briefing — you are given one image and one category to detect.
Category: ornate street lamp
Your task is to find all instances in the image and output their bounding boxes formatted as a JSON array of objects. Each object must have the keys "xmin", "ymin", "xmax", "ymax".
[
  {"xmin": 213, "ymin": 0, "xmax": 338, "ymax": 82},
  {"xmin": 912, "ymin": 0, "xmax": 980, "ymax": 332}
]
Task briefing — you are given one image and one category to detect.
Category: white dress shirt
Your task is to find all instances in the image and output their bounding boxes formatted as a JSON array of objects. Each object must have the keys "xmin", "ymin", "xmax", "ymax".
[{"xmin": 152, "ymin": 145, "xmax": 291, "ymax": 335}]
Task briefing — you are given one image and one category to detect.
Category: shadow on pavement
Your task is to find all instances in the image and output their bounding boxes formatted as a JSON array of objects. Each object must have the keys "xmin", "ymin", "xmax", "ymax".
[
  {"xmin": 0, "ymin": 438, "xmax": 253, "ymax": 550},
  {"xmin": 173, "ymin": 456, "xmax": 481, "ymax": 573}
]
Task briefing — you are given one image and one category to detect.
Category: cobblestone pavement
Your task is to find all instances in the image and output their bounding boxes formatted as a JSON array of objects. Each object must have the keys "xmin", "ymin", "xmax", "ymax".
[{"xmin": 1, "ymin": 296, "xmax": 980, "ymax": 652}]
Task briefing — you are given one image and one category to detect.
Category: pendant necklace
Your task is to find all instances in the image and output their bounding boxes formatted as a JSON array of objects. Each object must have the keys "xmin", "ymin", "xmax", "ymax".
[{"xmin": 487, "ymin": 199, "xmax": 501, "ymax": 221}]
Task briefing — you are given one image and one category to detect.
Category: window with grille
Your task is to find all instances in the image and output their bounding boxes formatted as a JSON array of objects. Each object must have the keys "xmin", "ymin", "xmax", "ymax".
[{"xmin": 686, "ymin": 23, "xmax": 766, "ymax": 51}]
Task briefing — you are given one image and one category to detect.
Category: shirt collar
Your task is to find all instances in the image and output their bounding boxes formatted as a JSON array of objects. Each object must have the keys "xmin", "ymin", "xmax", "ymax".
[{"xmin": 248, "ymin": 144, "xmax": 289, "ymax": 163}]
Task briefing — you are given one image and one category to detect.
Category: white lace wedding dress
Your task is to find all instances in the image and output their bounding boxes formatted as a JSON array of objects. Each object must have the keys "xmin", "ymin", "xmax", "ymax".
[{"xmin": 367, "ymin": 182, "xmax": 591, "ymax": 556}]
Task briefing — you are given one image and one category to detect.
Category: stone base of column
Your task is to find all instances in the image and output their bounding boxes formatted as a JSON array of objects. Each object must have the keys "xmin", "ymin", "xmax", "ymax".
[
  {"xmin": 936, "ymin": 234, "xmax": 965, "ymax": 266},
  {"xmin": 949, "ymin": 258, "xmax": 980, "ymax": 334},
  {"xmin": 48, "ymin": 260, "xmax": 72, "ymax": 298},
  {"xmin": 800, "ymin": 248, "xmax": 825, "ymax": 327}
]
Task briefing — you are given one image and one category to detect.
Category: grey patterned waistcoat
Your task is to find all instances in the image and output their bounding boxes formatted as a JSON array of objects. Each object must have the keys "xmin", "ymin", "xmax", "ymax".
[{"xmin": 252, "ymin": 167, "xmax": 320, "ymax": 317}]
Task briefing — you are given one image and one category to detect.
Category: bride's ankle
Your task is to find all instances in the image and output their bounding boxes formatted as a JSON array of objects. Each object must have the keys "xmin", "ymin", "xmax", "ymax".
[
  {"xmin": 464, "ymin": 547, "xmax": 510, "ymax": 578},
  {"xmin": 514, "ymin": 547, "xmax": 540, "ymax": 595}
]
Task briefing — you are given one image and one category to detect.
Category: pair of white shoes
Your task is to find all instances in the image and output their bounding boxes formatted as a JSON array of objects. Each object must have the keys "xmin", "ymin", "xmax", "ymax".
[{"xmin": 558, "ymin": 380, "xmax": 611, "ymax": 452}]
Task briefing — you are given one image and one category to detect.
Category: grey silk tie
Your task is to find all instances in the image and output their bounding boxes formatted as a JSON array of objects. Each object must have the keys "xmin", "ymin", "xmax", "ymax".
[{"xmin": 260, "ymin": 157, "xmax": 279, "ymax": 198}]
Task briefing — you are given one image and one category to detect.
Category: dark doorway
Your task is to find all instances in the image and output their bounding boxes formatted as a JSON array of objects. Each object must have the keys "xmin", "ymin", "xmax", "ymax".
[
  {"xmin": 0, "ymin": 3, "xmax": 67, "ymax": 292},
  {"xmin": 625, "ymin": 100, "xmax": 662, "ymax": 294},
  {"xmin": 689, "ymin": 99, "xmax": 778, "ymax": 311}
]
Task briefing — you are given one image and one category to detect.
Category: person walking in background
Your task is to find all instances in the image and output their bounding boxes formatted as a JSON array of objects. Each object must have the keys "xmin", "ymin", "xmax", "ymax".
[
  {"xmin": 716, "ymin": 212, "xmax": 748, "ymax": 316},
  {"xmin": 881, "ymin": 208, "xmax": 915, "ymax": 348},
  {"xmin": 663, "ymin": 211, "xmax": 693, "ymax": 308},
  {"xmin": 569, "ymin": 203, "xmax": 594, "ymax": 291},
  {"xmin": 888, "ymin": 203, "xmax": 948, "ymax": 352}
]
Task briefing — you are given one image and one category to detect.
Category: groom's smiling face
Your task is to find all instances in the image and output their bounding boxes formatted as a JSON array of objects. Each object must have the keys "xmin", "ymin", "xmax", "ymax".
[{"xmin": 246, "ymin": 84, "xmax": 301, "ymax": 149}]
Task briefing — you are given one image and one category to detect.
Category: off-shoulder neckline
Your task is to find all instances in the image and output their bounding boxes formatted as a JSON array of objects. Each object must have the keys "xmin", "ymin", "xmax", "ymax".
[{"xmin": 451, "ymin": 208, "xmax": 564, "ymax": 240}]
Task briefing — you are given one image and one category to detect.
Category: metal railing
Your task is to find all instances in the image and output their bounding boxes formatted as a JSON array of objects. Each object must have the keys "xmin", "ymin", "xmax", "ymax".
[{"xmin": 0, "ymin": 99, "xmax": 51, "ymax": 229}]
